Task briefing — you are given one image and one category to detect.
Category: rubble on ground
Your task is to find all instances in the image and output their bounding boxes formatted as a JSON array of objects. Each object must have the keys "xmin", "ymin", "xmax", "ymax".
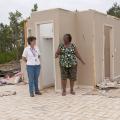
[
  {"xmin": 97, "ymin": 79, "xmax": 118, "ymax": 89},
  {"xmin": 0, "ymin": 61, "xmax": 20, "ymax": 77},
  {"xmin": 0, "ymin": 72, "xmax": 24, "ymax": 86},
  {"xmin": 0, "ymin": 60, "xmax": 27, "ymax": 86},
  {"xmin": 0, "ymin": 91, "xmax": 16, "ymax": 97},
  {"xmin": 83, "ymin": 79, "xmax": 120, "ymax": 98}
]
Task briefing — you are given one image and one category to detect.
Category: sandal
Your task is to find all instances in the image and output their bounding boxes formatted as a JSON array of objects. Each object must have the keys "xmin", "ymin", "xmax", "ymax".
[
  {"xmin": 62, "ymin": 91, "xmax": 66, "ymax": 96},
  {"xmin": 70, "ymin": 91, "xmax": 75, "ymax": 95}
]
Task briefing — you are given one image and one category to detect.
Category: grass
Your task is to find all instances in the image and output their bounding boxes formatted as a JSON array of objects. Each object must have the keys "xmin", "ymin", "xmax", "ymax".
[
  {"xmin": 0, "ymin": 50, "xmax": 17, "ymax": 64},
  {"xmin": 0, "ymin": 46, "xmax": 24, "ymax": 64}
]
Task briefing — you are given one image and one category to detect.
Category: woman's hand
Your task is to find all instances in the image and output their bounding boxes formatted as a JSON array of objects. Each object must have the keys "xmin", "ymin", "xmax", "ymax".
[
  {"xmin": 55, "ymin": 53, "xmax": 59, "ymax": 58},
  {"xmin": 75, "ymin": 47, "xmax": 85, "ymax": 65},
  {"xmin": 38, "ymin": 55, "xmax": 40, "ymax": 58},
  {"xmin": 81, "ymin": 60, "xmax": 85, "ymax": 65},
  {"xmin": 55, "ymin": 47, "xmax": 60, "ymax": 58}
]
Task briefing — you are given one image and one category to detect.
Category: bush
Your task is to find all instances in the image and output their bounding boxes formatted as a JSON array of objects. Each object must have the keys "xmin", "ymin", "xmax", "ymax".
[
  {"xmin": 0, "ymin": 46, "xmax": 24, "ymax": 64},
  {"xmin": 0, "ymin": 50, "xmax": 17, "ymax": 64}
]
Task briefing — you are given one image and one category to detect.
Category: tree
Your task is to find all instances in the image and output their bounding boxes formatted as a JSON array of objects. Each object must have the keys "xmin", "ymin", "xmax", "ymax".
[
  {"xmin": 31, "ymin": 3, "xmax": 38, "ymax": 12},
  {"xmin": 9, "ymin": 10, "xmax": 24, "ymax": 60},
  {"xmin": 0, "ymin": 3, "xmax": 39, "ymax": 63},
  {"xmin": 107, "ymin": 2, "xmax": 120, "ymax": 18},
  {"xmin": 0, "ymin": 23, "xmax": 12, "ymax": 52},
  {"xmin": 9, "ymin": 11, "xmax": 22, "ymax": 44}
]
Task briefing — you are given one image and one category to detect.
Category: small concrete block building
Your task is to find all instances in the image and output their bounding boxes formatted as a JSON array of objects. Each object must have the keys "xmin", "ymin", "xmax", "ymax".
[{"xmin": 21, "ymin": 8, "xmax": 120, "ymax": 91}]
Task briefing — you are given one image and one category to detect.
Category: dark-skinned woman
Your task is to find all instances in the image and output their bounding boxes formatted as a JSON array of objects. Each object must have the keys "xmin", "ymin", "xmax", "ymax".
[{"xmin": 55, "ymin": 34, "xmax": 85, "ymax": 96}]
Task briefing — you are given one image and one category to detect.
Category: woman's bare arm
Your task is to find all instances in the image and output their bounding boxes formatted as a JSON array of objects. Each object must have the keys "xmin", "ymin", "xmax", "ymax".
[
  {"xmin": 75, "ymin": 47, "xmax": 85, "ymax": 64},
  {"xmin": 55, "ymin": 47, "xmax": 60, "ymax": 58}
]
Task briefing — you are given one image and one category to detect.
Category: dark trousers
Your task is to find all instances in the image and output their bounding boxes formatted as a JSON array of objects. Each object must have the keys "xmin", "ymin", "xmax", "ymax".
[{"xmin": 27, "ymin": 65, "xmax": 41, "ymax": 95}]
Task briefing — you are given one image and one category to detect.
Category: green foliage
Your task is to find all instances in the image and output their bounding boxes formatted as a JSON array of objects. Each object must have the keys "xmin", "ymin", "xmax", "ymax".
[
  {"xmin": 0, "ymin": 50, "xmax": 16, "ymax": 64},
  {"xmin": 107, "ymin": 2, "xmax": 120, "ymax": 18},
  {"xmin": 31, "ymin": 3, "xmax": 38, "ymax": 12},
  {"xmin": 0, "ymin": 46, "xmax": 24, "ymax": 64},
  {"xmin": 9, "ymin": 11, "xmax": 23, "ymax": 42},
  {"xmin": 0, "ymin": 10, "xmax": 24, "ymax": 64},
  {"xmin": 9, "ymin": 10, "xmax": 24, "ymax": 60},
  {"xmin": 0, "ymin": 24, "xmax": 12, "ymax": 52},
  {"xmin": 0, "ymin": 3, "xmax": 38, "ymax": 64}
]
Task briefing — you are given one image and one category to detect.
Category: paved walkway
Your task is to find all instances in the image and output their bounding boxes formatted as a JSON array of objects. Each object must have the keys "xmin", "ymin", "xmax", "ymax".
[{"xmin": 0, "ymin": 85, "xmax": 120, "ymax": 120}]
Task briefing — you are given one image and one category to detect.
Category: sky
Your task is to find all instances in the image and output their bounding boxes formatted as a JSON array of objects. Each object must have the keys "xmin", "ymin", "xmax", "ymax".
[{"xmin": 0, "ymin": 0, "xmax": 120, "ymax": 24}]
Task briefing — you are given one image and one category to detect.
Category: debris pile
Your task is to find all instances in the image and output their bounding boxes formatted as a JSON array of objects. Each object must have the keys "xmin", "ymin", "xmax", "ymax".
[
  {"xmin": 0, "ymin": 91, "xmax": 16, "ymax": 97},
  {"xmin": 83, "ymin": 79, "xmax": 120, "ymax": 98},
  {"xmin": 0, "ymin": 72, "xmax": 24, "ymax": 86},
  {"xmin": 97, "ymin": 80, "xmax": 118, "ymax": 89},
  {"xmin": 0, "ymin": 61, "xmax": 20, "ymax": 77},
  {"xmin": 0, "ymin": 61, "xmax": 26, "ymax": 86}
]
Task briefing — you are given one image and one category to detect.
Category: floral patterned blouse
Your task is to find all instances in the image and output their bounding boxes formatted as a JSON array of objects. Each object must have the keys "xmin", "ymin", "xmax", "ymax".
[{"xmin": 59, "ymin": 43, "xmax": 77, "ymax": 68}]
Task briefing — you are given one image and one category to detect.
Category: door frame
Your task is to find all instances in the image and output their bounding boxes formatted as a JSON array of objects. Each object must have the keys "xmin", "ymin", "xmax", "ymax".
[
  {"xmin": 102, "ymin": 24, "xmax": 114, "ymax": 81},
  {"xmin": 35, "ymin": 21, "xmax": 57, "ymax": 90}
]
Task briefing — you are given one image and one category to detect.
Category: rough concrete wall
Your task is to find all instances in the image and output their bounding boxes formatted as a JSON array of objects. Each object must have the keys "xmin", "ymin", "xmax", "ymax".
[
  {"xmin": 76, "ymin": 11, "xmax": 94, "ymax": 86},
  {"xmin": 114, "ymin": 21, "xmax": 120, "ymax": 79},
  {"xmin": 93, "ymin": 11, "xmax": 120, "ymax": 83},
  {"xmin": 104, "ymin": 26, "xmax": 111, "ymax": 78},
  {"xmin": 58, "ymin": 10, "xmax": 77, "ymax": 43}
]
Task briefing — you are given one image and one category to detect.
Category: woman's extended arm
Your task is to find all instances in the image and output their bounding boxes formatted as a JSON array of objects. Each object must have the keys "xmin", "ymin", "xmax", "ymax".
[
  {"xmin": 55, "ymin": 47, "xmax": 60, "ymax": 58},
  {"xmin": 75, "ymin": 47, "xmax": 85, "ymax": 64}
]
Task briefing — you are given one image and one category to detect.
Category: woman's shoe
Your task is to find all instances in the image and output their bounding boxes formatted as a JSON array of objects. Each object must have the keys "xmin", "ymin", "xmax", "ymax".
[
  {"xmin": 30, "ymin": 93, "xmax": 34, "ymax": 97},
  {"xmin": 35, "ymin": 91, "xmax": 42, "ymax": 95}
]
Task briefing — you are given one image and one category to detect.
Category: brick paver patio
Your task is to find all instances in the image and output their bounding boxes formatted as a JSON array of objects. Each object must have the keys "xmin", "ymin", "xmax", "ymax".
[{"xmin": 0, "ymin": 85, "xmax": 120, "ymax": 120}]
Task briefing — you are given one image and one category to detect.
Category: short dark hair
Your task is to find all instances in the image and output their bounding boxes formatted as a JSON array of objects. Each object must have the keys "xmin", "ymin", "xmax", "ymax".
[
  {"xmin": 27, "ymin": 36, "xmax": 36, "ymax": 45},
  {"xmin": 64, "ymin": 34, "xmax": 72, "ymax": 42}
]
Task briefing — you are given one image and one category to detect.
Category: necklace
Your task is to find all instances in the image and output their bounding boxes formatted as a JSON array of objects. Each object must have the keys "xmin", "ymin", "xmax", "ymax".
[{"xmin": 30, "ymin": 48, "xmax": 37, "ymax": 62}]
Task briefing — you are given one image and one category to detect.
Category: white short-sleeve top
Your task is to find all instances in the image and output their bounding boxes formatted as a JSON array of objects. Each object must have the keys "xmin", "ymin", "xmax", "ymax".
[{"xmin": 22, "ymin": 45, "xmax": 41, "ymax": 65}]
